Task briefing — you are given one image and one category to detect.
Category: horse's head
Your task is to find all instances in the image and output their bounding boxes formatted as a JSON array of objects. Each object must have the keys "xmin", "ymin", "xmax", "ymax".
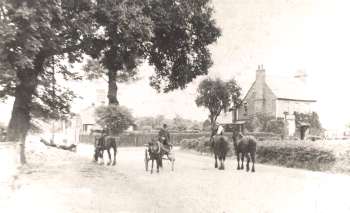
[{"xmin": 148, "ymin": 140, "xmax": 161, "ymax": 154}]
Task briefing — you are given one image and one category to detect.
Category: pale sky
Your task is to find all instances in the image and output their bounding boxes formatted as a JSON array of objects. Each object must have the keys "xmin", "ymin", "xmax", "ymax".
[{"xmin": 1, "ymin": 0, "xmax": 350, "ymax": 129}]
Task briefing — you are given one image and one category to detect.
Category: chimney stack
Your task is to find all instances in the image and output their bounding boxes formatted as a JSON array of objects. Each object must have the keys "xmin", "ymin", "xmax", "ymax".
[
  {"xmin": 256, "ymin": 64, "xmax": 266, "ymax": 85},
  {"xmin": 254, "ymin": 64, "xmax": 266, "ymax": 113}
]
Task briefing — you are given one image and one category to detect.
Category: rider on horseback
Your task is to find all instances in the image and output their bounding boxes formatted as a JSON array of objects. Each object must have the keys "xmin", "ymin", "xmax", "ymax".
[
  {"xmin": 210, "ymin": 122, "xmax": 224, "ymax": 147},
  {"xmin": 216, "ymin": 123, "xmax": 224, "ymax": 135},
  {"xmin": 158, "ymin": 124, "xmax": 172, "ymax": 154}
]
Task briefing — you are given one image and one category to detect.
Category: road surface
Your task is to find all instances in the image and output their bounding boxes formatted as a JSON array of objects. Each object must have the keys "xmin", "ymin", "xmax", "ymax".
[{"xmin": 2, "ymin": 143, "xmax": 350, "ymax": 213}]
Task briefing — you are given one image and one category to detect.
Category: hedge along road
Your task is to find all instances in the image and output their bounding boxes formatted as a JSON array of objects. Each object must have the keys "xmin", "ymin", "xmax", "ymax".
[{"xmin": 4, "ymin": 143, "xmax": 350, "ymax": 213}]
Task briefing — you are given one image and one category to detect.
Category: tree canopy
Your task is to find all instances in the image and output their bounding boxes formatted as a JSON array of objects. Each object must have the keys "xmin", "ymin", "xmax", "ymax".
[
  {"xmin": 195, "ymin": 78, "xmax": 242, "ymax": 129},
  {"xmin": 85, "ymin": 0, "xmax": 221, "ymax": 104},
  {"xmin": 0, "ymin": 0, "xmax": 221, "ymax": 145}
]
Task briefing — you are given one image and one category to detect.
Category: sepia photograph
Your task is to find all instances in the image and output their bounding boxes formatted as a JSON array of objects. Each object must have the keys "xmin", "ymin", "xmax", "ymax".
[{"xmin": 1, "ymin": 0, "xmax": 350, "ymax": 212}]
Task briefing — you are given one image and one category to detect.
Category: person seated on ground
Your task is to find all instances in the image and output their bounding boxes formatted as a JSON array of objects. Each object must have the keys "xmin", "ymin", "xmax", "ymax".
[{"xmin": 158, "ymin": 124, "xmax": 172, "ymax": 154}]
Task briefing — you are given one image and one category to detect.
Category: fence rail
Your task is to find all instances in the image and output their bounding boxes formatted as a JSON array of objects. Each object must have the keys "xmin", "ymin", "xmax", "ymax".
[
  {"xmin": 79, "ymin": 131, "xmax": 283, "ymax": 147},
  {"xmin": 79, "ymin": 132, "xmax": 212, "ymax": 146}
]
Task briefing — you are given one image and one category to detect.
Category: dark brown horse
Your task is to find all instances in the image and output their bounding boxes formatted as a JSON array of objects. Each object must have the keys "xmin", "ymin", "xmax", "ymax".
[
  {"xmin": 211, "ymin": 135, "xmax": 230, "ymax": 170},
  {"xmin": 233, "ymin": 133, "xmax": 257, "ymax": 172},
  {"xmin": 94, "ymin": 135, "xmax": 117, "ymax": 166},
  {"xmin": 147, "ymin": 139, "xmax": 175, "ymax": 173}
]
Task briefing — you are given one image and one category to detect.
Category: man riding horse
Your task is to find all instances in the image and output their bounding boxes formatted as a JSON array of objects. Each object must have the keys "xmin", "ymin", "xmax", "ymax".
[
  {"xmin": 158, "ymin": 124, "xmax": 172, "ymax": 154},
  {"xmin": 210, "ymin": 122, "xmax": 224, "ymax": 145}
]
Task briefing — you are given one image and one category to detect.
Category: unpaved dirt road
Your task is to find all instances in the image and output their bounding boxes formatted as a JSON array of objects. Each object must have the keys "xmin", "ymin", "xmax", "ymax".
[{"xmin": 2, "ymin": 143, "xmax": 350, "ymax": 213}]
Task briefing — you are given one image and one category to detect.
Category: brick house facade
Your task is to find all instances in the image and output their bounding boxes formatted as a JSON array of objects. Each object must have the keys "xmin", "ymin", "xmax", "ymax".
[
  {"xmin": 238, "ymin": 65, "xmax": 316, "ymax": 120},
  {"xmin": 218, "ymin": 65, "xmax": 316, "ymax": 137}
]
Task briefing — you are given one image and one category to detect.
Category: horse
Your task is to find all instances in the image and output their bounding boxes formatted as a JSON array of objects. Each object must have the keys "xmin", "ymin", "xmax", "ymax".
[
  {"xmin": 211, "ymin": 134, "xmax": 230, "ymax": 170},
  {"xmin": 147, "ymin": 139, "xmax": 175, "ymax": 173},
  {"xmin": 93, "ymin": 135, "xmax": 117, "ymax": 166},
  {"xmin": 233, "ymin": 133, "xmax": 257, "ymax": 172}
]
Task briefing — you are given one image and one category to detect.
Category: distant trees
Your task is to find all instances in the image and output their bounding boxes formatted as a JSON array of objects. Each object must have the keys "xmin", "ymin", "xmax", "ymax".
[
  {"xmin": 195, "ymin": 78, "xmax": 242, "ymax": 130},
  {"xmin": 135, "ymin": 115, "xmax": 203, "ymax": 132},
  {"xmin": 95, "ymin": 105, "xmax": 134, "ymax": 135},
  {"xmin": 202, "ymin": 119, "xmax": 211, "ymax": 131},
  {"xmin": 294, "ymin": 112, "xmax": 324, "ymax": 136}
]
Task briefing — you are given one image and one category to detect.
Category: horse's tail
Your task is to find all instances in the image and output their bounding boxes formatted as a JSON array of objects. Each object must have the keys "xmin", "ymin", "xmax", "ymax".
[
  {"xmin": 213, "ymin": 136, "xmax": 229, "ymax": 157},
  {"xmin": 220, "ymin": 136, "xmax": 229, "ymax": 155}
]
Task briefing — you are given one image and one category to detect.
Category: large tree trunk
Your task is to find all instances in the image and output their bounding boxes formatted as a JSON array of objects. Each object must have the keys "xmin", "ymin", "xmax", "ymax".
[
  {"xmin": 209, "ymin": 114, "xmax": 216, "ymax": 137},
  {"xmin": 107, "ymin": 70, "xmax": 119, "ymax": 105},
  {"xmin": 7, "ymin": 55, "xmax": 45, "ymax": 164}
]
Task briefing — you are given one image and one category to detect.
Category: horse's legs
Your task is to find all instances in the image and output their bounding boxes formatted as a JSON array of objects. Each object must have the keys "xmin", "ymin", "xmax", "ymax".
[
  {"xmin": 236, "ymin": 152, "xmax": 240, "ymax": 170},
  {"xmin": 214, "ymin": 154, "xmax": 218, "ymax": 168},
  {"xmin": 240, "ymin": 153, "xmax": 244, "ymax": 170},
  {"xmin": 156, "ymin": 158, "xmax": 160, "ymax": 173},
  {"xmin": 251, "ymin": 151, "xmax": 256, "ymax": 172},
  {"xmin": 151, "ymin": 159, "xmax": 154, "ymax": 174},
  {"xmin": 246, "ymin": 153, "xmax": 250, "ymax": 172},
  {"xmin": 100, "ymin": 150, "xmax": 104, "ymax": 165},
  {"xmin": 112, "ymin": 145, "xmax": 117, "ymax": 166},
  {"xmin": 219, "ymin": 157, "xmax": 225, "ymax": 170},
  {"xmin": 159, "ymin": 158, "xmax": 163, "ymax": 168},
  {"xmin": 107, "ymin": 149, "xmax": 112, "ymax": 166},
  {"xmin": 171, "ymin": 159, "xmax": 174, "ymax": 171},
  {"xmin": 223, "ymin": 155, "xmax": 226, "ymax": 170}
]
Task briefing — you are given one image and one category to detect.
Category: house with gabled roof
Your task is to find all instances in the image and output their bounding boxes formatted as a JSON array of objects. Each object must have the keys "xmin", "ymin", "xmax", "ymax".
[
  {"xmin": 236, "ymin": 65, "xmax": 317, "ymax": 137},
  {"xmin": 238, "ymin": 65, "xmax": 316, "ymax": 119}
]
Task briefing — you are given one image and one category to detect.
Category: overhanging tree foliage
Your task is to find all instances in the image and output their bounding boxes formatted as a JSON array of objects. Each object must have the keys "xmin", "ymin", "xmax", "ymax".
[
  {"xmin": 84, "ymin": 0, "xmax": 221, "ymax": 104},
  {"xmin": 0, "ymin": 0, "xmax": 220, "ymax": 163},
  {"xmin": 195, "ymin": 78, "xmax": 242, "ymax": 131}
]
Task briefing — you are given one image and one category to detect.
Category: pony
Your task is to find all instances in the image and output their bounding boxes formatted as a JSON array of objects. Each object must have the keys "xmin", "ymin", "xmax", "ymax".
[
  {"xmin": 211, "ymin": 135, "xmax": 230, "ymax": 170},
  {"xmin": 147, "ymin": 139, "xmax": 175, "ymax": 173},
  {"xmin": 233, "ymin": 132, "xmax": 257, "ymax": 172},
  {"xmin": 94, "ymin": 135, "xmax": 117, "ymax": 166}
]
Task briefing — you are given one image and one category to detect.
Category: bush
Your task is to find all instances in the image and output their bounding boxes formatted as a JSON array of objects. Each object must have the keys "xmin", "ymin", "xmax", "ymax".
[
  {"xmin": 180, "ymin": 138, "xmax": 340, "ymax": 173},
  {"xmin": 256, "ymin": 140, "xmax": 336, "ymax": 171},
  {"xmin": 181, "ymin": 137, "xmax": 213, "ymax": 154},
  {"xmin": 180, "ymin": 136, "xmax": 234, "ymax": 156}
]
